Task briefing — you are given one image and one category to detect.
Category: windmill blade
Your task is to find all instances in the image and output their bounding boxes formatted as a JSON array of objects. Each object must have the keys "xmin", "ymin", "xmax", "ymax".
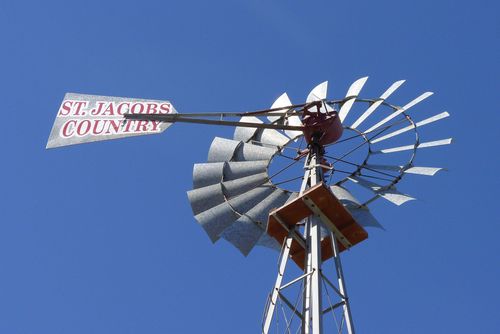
[
  {"xmin": 371, "ymin": 112, "xmax": 450, "ymax": 144},
  {"xmin": 372, "ymin": 138, "xmax": 453, "ymax": 154},
  {"xmin": 222, "ymin": 188, "xmax": 292, "ymax": 256},
  {"xmin": 223, "ymin": 173, "xmax": 269, "ymax": 198},
  {"xmin": 187, "ymin": 183, "xmax": 226, "ymax": 216},
  {"xmin": 234, "ymin": 141, "xmax": 278, "ymax": 161},
  {"xmin": 234, "ymin": 116, "xmax": 262, "ymax": 142},
  {"xmin": 46, "ymin": 93, "xmax": 177, "ymax": 149},
  {"xmin": 364, "ymin": 164, "xmax": 444, "ymax": 176},
  {"xmin": 307, "ymin": 81, "xmax": 334, "ymax": 114},
  {"xmin": 364, "ymin": 91, "xmax": 433, "ymax": 133},
  {"xmin": 224, "ymin": 161, "xmax": 269, "ymax": 180},
  {"xmin": 266, "ymin": 93, "xmax": 303, "ymax": 140},
  {"xmin": 207, "ymin": 137, "xmax": 242, "ymax": 162},
  {"xmin": 207, "ymin": 137, "xmax": 277, "ymax": 163},
  {"xmin": 193, "ymin": 185, "xmax": 275, "ymax": 242},
  {"xmin": 338, "ymin": 76, "xmax": 369, "ymax": 123},
  {"xmin": 253, "ymin": 128, "xmax": 290, "ymax": 147},
  {"xmin": 192, "ymin": 162, "xmax": 225, "ymax": 189},
  {"xmin": 267, "ymin": 93, "xmax": 293, "ymax": 123},
  {"xmin": 307, "ymin": 81, "xmax": 328, "ymax": 105},
  {"xmin": 192, "ymin": 160, "xmax": 269, "ymax": 189},
  {"xmin": 351, "ymin": 80, "xmax": 406, "ymax": 129},
  {"xmin": 348, "ymin": 176, "xmax": 415, "ymax": 205},
  {"xmin": 405, "ymin": 166, "xmax": 445, "ymax": 176},
  {"xmin": 189, "ymin": 169, "xmax": 269, "ymax": 215},
  {"xmin": 233, "ymin": 116, "xmax": 290, "ymax": 147},
  {"xmin": 330, "ymin": 185, "xmax": 383, "ymax": 229}
]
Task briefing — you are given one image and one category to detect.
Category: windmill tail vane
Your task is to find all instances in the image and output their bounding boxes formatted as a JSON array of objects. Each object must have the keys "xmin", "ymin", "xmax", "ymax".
[{"xmin": 46, "ymin": 77, "xmax": 452, "ymax": 333}]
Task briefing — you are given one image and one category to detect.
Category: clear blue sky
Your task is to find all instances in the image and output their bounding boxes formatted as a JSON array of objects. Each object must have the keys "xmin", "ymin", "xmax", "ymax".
[{"xmin": 1, "ymin": 0, "xmax": 499, "ymax": 333}]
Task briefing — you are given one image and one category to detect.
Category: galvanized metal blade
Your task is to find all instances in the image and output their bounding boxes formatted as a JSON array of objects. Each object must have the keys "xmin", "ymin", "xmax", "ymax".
[
  {"xmin": 187, "ymin": 183, "xmax": 226, "ymax": 216},
  {"xmin": 307, "ymin": 81, "xmax": 334, "ymax": 114},
  {"xmin": 192, "ymin": 162, "xmax": 225, "ymax": 189},
  {"xmin": 363, "ymin": 164, "xmax": 444, "ymax": 176},
  {"xmin": 193, "ymin": 160, "xmax": 269, "ymax": 189},
  {"xmin": 350, "ymin": 80, "xmax": 405, "ymax": 129},
  {"xmin": 222, "ymin": 173, "xmax": 269, "ymax": 198},
  {"xmin": 404, "ymin": 166, "xmax": 444, "ymax": 176},
  {"xmin": 208, "ymin": 137, "xmax": 241, "ymax": 162},
  {"xmin": 194, "ymin": 185, "xmax": 275, "ymax": 242},
  {"xmin": 348, "ymin": 176, "xmax": 415, "ymax": 205},
  {"xmin": 364, "ymin": 91, "xmax": 433, "ymax": 133},
  {"xmin": 330, "ymin": 185, "xmax": 383, "ymax": 229},
  {"xmin": 372, "ymin": 138, "xmax": 453, "ymax": 154},
  {"xmin": 233, "ymin": 116, "xmax": 262, "ymax": 142},
  {"xmin": 266, "ymin": 92, "xmax": 302, "ymax": 139},
  {"xmin": 234, "ymin": 141, "xmax": 277, "ymax": 161},
  {"xmin": 208, "ymin": 137, "xmax": 276, "ymax": 163},
  {"xmin": 267, "ymin": 92, "xmax": 292, "ymax": 123},
  {"xmin": 371, "ymin": 112, "xmax": 450, "ymax": 144},
  {"xmin": 224, "ymin": 161, "xmax": 269, "ymax": 180},
  {"xmin": 222, "ymin": 189, "xmax": 291, "ymax": 256},
  {"xmin": 338, "ymin": 76, "xmax": 369, "ymax": 123}
]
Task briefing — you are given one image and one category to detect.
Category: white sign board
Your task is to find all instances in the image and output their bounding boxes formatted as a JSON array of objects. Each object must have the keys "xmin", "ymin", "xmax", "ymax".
[{"xmin": 46, "ymin": 93, "xmax": 176, "ymax": 149}]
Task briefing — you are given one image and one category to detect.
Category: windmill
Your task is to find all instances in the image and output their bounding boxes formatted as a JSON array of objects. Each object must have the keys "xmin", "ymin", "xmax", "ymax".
[{"xmin": 47, "ymin": 78, "xmax": 451, "ymax": 333}]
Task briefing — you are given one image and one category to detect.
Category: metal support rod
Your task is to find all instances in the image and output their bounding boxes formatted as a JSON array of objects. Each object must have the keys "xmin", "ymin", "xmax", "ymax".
[
  {"xmin": 302, "ymin": 219, "xmax": 312, "ymax": 334},
  {"xmin": 262, "ymin": 234, "xmax": 294, "ymax": 334},
  {"xmin": 302, "ymin": 140, "xmax": 324, "ymax": 334},
  {"xmin": 330, "ymin": 232, "xmax": 355, "ymax": 334},
  {"xmin": 281, "ymin": 271, "xmax": 314, "ymax": 291}
]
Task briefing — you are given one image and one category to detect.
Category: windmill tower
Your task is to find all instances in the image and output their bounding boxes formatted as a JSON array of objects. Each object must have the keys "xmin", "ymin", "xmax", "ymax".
[{"xmin": 47, "ymin": 77, "xmax": 451, "ymax": 333}]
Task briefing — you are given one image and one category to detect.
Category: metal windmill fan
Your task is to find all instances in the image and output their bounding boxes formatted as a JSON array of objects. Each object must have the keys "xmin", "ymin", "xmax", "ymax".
[
  {"xmin": 187, "ymin": 78, "xmax": 450, "ymax": 252},
  {"xmin": 46, "ymin": 77, "xmax": 451, "ymax": 334}
]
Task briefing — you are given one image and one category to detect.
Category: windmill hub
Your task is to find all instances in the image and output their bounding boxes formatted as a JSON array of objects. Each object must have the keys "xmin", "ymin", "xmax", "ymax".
[{"xmin": 301, "ymin": 105, "xmax": 343, "ymax": 146}]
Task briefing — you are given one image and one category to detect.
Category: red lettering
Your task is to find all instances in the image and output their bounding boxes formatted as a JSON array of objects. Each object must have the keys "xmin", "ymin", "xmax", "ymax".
[
  {"xmin": 146, "ymin": 103, "xmax": 158, "ymax": 114},
  {"xmin": 117, "ymin": 102, "xmax": 130, "ymax": 115},
  {"xmin": 106, "ymin": 119, "xmax": 122, "ymax": 134},
  {"xmin": 92, "ymin": 102, "xmax": 105, "ymax": 116},
  {"xmin": 123, "ymin": 119, "xmax": 134, "ymax": 133},
  {"xmin": 92, "ymin": 120, "xmax": 106, "ymax": 135},
  {"xmin": 58, "ymin": 100, "xmax": 73, "ymax": 116},
  {"xmin": 135, "ymin": 120, "xmax": 149, "ymax": 132},
  {"xmin": 76, "ymin": 120, "xmax": 91, "ymax": 136},
  {"xmin": 101, "ymin": 102, "xmax": 115, "ymax": 116},
  {"xmin": 131, "ymin": 103, "xmax": 144, "ymax": 114},
  {"xmin": 159, "ymin": 103, "xmax": 170, "ymax": 114},
  {"xmin": 150, "ymin": 121, "xmax": 161, "ymax": 132},
  {"xmin": 61, "ymin": 120, "xmax": 77, "ymax": 137},
  {"xmin": 73, "ymin": 101, "xmax": 87, "ymax": 116}
]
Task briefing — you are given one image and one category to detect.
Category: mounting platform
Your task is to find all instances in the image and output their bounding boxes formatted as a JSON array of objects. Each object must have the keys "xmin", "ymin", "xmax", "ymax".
[{"xmin": 267, "ymin": 182, "xmax": 368, "ymax": 270}]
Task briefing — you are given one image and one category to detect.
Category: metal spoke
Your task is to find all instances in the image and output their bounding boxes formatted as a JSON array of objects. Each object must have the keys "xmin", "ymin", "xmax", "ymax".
[
  {"xmin": 272, "ymin": 176, "xmax": 304, "ymax": 187},
  {"xmin": 276, "ymin": 152, "xmax": 299, "ymax": 161},
  {"xmin": 327, "ymin": 169, "xmax": 394, "ymax": 182},
  {"xmin": 325, "ymin": 117, "xmax": 408, "ymax": 148},
  {"xmin": 329, "ymin": 117, "xmax": 407, "ymax": 167},
  {"xmin": 269, "ymin": 158, "xmax": 303, "ymax": 181},
  {"xmin": 324, "ymin": 155, "xmax": 399, "ymax": 178}
]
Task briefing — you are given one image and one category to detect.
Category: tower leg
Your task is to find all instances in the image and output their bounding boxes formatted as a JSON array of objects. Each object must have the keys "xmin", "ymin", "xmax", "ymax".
[
  {"xmin": 302, "ymin": 143, "xmax": 323, "ymax": 334},
  {"xmin": 262, "ymin": 234, "xmax": 293, "ymax": 334},
  {"xmin": 330, "ymin": 232, "xmax": 355, "ymax": 334}
]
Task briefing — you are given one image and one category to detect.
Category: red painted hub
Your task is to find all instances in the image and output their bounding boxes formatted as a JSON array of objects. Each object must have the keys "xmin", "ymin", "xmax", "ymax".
[{"xmin": 301, "ymin": 106, "xmax": 343, "ymax": 146}]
